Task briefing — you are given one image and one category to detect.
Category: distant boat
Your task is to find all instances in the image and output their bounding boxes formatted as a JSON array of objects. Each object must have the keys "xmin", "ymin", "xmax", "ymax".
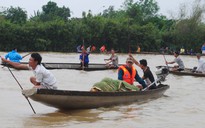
[
  {"xmin": 156, "ymin": 66, "xmax": 205, "ymax": 77},
  {"xmin": 1, "ymin": 62, "xmax": 121, "ymax": 71},
  {"xmin": 22, "ymin": 84, "xmax": 169, "ymax": 110}
]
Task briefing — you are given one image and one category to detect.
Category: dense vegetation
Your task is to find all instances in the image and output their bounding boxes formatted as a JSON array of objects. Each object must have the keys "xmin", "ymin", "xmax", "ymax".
[{"xmin": 0, "ymin": 0, "xmax": 204, "ymax": 53}]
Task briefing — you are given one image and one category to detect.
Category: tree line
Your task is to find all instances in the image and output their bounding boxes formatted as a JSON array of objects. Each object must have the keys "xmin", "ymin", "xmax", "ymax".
[{"xmin": 0, "ymin": 0, "xmax": 204, "ymax": 53}]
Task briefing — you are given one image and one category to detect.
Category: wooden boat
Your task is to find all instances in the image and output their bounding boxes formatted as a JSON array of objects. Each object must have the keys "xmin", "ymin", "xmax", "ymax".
[
  {"xmin": 156, "ymin": 66, "xmax": 205, "ymax": 77},
  {"xmin": 1, "ymin": 62, "xmax": 120, "ymax": 71},
  {"xmin": 42, "ymin": 63, "xmax": 120, "ymax": 71},
  {"xmin": 22, "ymin": 84, "xmax": 169, "ymax": 110}
]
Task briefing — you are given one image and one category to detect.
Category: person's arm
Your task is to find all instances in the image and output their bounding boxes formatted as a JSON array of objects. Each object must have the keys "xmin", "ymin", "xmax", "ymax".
[
  {"xmin": 166, "ymin": 60, "xmax": 175, "ymax": 65},
  {"xmin": 35, "ymin": 73, "xmax": 43, "ymax": 86},
  {"xmin": 104, "ymin": 56, "xmax": 112, "ymax": 64},
  {"xmin": 129, "ymin": 54, "xmax": 141, "ymax": 67},
  {"xmin": 118, "ymin": 69, "xmax": 123, "ymax": 80},
  {"xmin": 5, "ymin": 53, "xmax": 9, "ymax": 59},
  {"xmin": 1, "ymin": 57, "xmax": 28, "ymax": 69},
  {"xmin": 135, "ymin": 73, "xmax": 147, "ymax": 88},
  {"xmin": 105, "ymin": 59, "xmax": 112, "ymax": 64}
]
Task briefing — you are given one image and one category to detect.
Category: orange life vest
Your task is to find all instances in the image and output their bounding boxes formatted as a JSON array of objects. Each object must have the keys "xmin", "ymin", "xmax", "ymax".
[{"xmin": 118, "ymin": 65, "xmax": 136, "ymax": 85}]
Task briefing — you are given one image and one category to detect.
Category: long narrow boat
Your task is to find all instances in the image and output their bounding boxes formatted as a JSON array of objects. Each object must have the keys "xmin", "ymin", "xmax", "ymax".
[
  {"xmin": 1, "ymin": 62, "xmax": 120, "ymax": 71},
  {"xmin": 42, "ymin": 63, "xmax": 120, "ymax": 71},
  {"xmin": 156, "ymin": 66, "xmax": 205, "ymax": 77},
  {"xmin": 22, "ymin": 84, "xmax": 169, "ymax": 110}
]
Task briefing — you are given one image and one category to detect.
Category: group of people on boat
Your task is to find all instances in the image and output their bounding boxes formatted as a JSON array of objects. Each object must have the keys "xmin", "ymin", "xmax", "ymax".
[
  {"xmin": 1, "ymin": 47, "xmax": 159, "ymax": 92},
  {"xmin": 164, "ymin": 51, "xmax": 205, "ymax": 73},
  {"xmin": 2, "ymin": 46, "xmax": 204, "ymax": 92}
]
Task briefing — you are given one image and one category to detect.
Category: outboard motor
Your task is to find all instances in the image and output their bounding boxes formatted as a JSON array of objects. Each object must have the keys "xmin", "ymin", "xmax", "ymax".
[{"xmin": 155, "ymin": 67, "xmax": 169, "ymax": 82}]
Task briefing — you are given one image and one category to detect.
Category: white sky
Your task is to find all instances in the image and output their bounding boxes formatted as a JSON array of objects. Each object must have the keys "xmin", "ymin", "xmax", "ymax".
[{"xmin": 0, "ymin": 0, "xmax": 196, "ymax": 18}]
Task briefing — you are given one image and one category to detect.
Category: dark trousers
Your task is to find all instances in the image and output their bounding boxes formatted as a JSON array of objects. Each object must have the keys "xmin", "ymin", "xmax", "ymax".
[{"xmin": 80, "ymin": 62, "xmax": 88, "ymax": 67}]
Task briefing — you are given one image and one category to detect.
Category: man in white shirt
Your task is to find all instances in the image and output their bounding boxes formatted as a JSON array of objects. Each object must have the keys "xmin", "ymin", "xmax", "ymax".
[
  {"xmin": 1, "ymin": 53, "xmax": 57, "ymax": 89},
  {"xmin": 166, "ymin": 51, "xmax": 185, "ymax": 71},
  {"xmin": 196, "ymin": 53, "xmax": 205, "ymax": 73}
]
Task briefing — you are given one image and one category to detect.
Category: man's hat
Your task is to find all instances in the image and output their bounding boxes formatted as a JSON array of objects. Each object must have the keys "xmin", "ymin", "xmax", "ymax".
[{"xmin": 126, "ymin": 57, "xmax": 133, "ymax": 63}]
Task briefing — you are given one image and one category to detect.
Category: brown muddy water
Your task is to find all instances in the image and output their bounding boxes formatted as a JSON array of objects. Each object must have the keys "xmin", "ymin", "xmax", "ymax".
[{"xmin": 0, "ymin": 52, "xmax": 205, "ymax": 128}]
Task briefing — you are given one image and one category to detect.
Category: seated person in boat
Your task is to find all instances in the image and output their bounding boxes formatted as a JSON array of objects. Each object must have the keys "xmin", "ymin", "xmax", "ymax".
[
  {"xmin": 129, "ymin": 55, "xmax": 156, "ymax": 89},
  {"xmin": 118, "ymin": 57, "xmax": 147, "ymax": 89},
  {"xmin": 166, "ymin": 51, "xmax": 185, "ymax": 71},
  {"xmin": 5, "ymin": 48, "xmax": 22, "ymax": 63},
  {"xmin": 90, "ymin": 77, "xmax": 140, "ymax": 92},
  {"xmin": 1, "ymin": 53, "xmax": 57, "ymax": 89},
  {"xmin": 195, "ymin": 53, "xmax": 205, "ymax": 73},
  {"xmin": 105, "ymin": 49, "xmax": 118, "ymax": 68},
  {"xmin": 79, "ymin": 48, "xmax": 89, "ymax": 68}
]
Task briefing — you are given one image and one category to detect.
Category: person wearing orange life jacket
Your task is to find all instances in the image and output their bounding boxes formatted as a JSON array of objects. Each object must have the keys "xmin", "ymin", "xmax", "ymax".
[{"xmin": 118, "ymin": 57, "xmax": 147, "ymax": 89}]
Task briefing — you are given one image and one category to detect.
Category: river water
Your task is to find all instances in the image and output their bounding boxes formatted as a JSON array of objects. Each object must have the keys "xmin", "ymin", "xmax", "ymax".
[{"xmin": 0, "ymin": 52, "xmax": 205, "ymax": 128}]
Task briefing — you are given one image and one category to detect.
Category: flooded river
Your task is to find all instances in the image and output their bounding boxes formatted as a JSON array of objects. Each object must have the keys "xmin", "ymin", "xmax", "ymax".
[{"xmin": 0, "ymin": 52, "xmax": 205, "ymax": 128}]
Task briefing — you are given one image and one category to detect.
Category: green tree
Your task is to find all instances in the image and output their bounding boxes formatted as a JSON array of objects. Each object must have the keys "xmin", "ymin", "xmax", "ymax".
[
  {"xmin": 3, "ymin": 6, "xmax": 27, "ymax": 24},
  {"xmin": 31, "ymin": 1, "xmax": 71, "ymax": 22}
]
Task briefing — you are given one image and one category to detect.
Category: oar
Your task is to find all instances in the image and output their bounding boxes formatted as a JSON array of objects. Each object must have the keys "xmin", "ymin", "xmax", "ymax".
[
  {"xmin": 142, "ymin": 78, "xmax": 160, "ymax": 91},
  {"xmin": 82, "ymin": 39, "xmax": 85, "ymax": 70},
  {"xmin": 7, "ymin": 67, "xmax": 36, "ymax": 114},
  {"xmin": 22, "ymin": 53, "xmax": 31, "ymax": 58},
  {"xmin": 163, "ymin": 54, "xmax": 168, "ymax": 67}
]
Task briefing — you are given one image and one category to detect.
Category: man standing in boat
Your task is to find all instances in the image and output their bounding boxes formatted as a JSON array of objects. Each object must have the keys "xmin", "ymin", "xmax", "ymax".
[
  {"xmin": 105, "ymin": 49, "xmax": 118, "ymax": 68},
  {"xmin": 5, "ymin": 48, "xmax": 22, "ymax": 63},
  {"xmin": 1, "ymin": 53, "xmax": 57, "ymax": 89},
  {"xmin": 166, "ymin": 51, "xmax": 185, "ymax": 71},
  {"xmin": 118, "ymin": 57, "xmax": 147, "ymax": 89},
  {"xmin": 80, "ymin": 48, "xmax": 89, "ymax": 68}
]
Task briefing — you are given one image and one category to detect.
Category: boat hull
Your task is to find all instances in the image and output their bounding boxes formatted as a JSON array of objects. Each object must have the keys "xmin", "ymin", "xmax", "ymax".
[
  {"xmin": 157, "ymin": 66, "xmax": 205, "ymax": 77},
  {"xmin": 1, "ymin": 62, "xmax": 119, "ymax": 71},
  {"xmin": 22, "ymin": 84, "xmax": 169, "ymax": 110},
  {"xmin": 42, "ymin": 63, "xmax": 119, "ymax": 71}
]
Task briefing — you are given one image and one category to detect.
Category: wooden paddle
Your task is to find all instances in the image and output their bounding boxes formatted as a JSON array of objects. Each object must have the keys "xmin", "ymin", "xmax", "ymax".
[
  {"xmin": 82, "ymin": 39, "xmax": 85, "ymax": 70},
  {"xmin": 163, "ymin": 54, "xmax": 168, "ymax": 67},
  {"xmin": 142, "ymin": 78, "xmax": 160, "ymax": 91},
  {"xmin": 22, "ymin": 52, "xmax": 31, "ymax": 59},
  {"xmin": 7, "ymin": 67, "xmax": 36, "ymax": 114}
]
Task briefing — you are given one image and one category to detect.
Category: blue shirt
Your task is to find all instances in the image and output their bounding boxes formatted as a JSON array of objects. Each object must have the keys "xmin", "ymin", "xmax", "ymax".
[
  {"xmin": 202, "ymin": 45, "xmax": 205, "ymax": 51},
  {"xmin": 79, "ymin": 53, "xmax": 89, "ymax": 64},
  {"xmin": 5, "ymin": 50, "xmax": 22, "ymax": 63},
  {"xmin": 118, "ymin": 68, "xmax": 147, "ymax": 88}
]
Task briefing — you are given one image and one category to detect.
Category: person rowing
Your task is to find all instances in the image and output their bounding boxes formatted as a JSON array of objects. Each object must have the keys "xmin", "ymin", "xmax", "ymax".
[
  {"xmin": 1, "ymin": 53, "xmax": 57, "ymax": 89},
  {"xmin": 129, "ymin": 54, "xmax": 156, "ymax": 89},
  {"xmin": 79, "ymin": 48, "xmax": 89, "ymax": 68},
  {"xmin": 105, "ymin": 49, "xmax": 118, "ymax": 68},
  {"xmin": 165, "ymin": 51, "xmax": 185, "ymax": 71},
  {"xmin": 5, "ymin": 48, "xmax": 22, "ymax": 63}
]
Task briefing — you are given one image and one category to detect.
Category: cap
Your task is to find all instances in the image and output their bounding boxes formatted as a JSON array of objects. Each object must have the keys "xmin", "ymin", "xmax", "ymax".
[{"xmin": 126, "ymin": 57, "xmax": 133, "ymax": 63}]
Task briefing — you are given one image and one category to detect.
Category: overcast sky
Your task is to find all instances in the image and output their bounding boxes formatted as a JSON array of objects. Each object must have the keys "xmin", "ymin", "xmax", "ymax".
[{"xmin": 0, "ymin": 0, "xmax": 196, "ymax": 18}]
